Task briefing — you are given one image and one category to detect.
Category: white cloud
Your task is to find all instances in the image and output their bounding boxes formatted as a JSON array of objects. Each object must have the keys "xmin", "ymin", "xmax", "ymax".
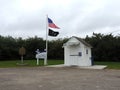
[{"xmin": 0, "ymin": 0, "xmax": 120, "ymax": 39}]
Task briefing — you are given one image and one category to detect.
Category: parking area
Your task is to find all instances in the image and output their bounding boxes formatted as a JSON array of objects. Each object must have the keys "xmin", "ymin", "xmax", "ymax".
[{"xmin": 0, "ymin": 67, "xmax": 120, "ymax": 90}]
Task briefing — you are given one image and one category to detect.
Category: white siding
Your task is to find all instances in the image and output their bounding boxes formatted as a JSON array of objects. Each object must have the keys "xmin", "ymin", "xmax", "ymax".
[
  {"xmin": 78, "ymin": 46, "xmax": 91, "ymax": 66},
  {"xmin": 64, "ymin": 46, "xmax": 70, "ymax": 66},
  {"xmin": 64, "ymin": 37, "xmax": 92, "ymax": 66},
  {"xmin": 69, "ymin": 45, "xmax": 79, "ymax": 65}
]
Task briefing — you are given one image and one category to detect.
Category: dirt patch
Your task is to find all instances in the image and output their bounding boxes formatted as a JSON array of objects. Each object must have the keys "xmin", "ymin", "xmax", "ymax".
[{"xmin": 0, "ymin": 67, "xmax": 120, "ymax": 90}]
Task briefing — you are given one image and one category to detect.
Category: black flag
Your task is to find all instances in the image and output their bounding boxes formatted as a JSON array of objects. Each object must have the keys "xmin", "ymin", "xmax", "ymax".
[{"xmin": 48, "ymin": 29, "xmax": 59, "ymax": 37}]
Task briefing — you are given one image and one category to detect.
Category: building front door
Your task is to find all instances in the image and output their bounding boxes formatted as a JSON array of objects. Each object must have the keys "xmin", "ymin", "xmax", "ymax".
[{"xmin": 69, "ymin": 46, "xmax": 79, "ymax": 66}]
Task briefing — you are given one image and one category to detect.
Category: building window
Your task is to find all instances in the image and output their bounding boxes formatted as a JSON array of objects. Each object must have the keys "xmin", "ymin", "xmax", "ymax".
[{"xmin": 86, "ymin": 49, "xmax": 88, "ymax": 54}]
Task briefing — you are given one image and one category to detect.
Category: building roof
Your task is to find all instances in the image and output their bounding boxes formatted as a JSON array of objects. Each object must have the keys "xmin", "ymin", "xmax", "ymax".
[
  {"xmin": 63, "ymin": 36, "xmax": 92, "ymax": 48},
  {"xmin": 74, "ymin": 36, "xmax": 92, "ymax": 48}
]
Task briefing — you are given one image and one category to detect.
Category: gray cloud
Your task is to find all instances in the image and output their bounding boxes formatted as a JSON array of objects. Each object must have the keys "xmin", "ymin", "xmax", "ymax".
[{"xmin": 0, "ymin": 0, "xmax": 120, "ymax": 39}]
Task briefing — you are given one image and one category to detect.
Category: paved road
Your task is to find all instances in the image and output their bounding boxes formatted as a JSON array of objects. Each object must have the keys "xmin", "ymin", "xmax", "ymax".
[{"xmin": 0, "ymin": 67, "xmax": 120, "ymax": 90}]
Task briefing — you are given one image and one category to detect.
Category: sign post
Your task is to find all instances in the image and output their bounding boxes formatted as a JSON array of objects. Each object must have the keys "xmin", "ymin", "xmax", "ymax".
[
  {"xmin": 19, "ymin": 47, "xmax": 26, "ymax": 64},
  {"xmin": 35, "ymin": 49, "xmax": 46, "ymax": 65}
]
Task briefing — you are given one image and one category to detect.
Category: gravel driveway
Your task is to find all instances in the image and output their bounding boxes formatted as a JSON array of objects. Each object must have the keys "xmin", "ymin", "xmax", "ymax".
[{"xmin": 0, "ymin": 67, "xmax": 120, "ymax": 90}]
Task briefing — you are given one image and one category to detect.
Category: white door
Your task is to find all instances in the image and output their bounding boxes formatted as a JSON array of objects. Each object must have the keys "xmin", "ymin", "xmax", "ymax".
[{"xmin": 69, "ymin": 46, "xmax": 79, "ymax": 66}]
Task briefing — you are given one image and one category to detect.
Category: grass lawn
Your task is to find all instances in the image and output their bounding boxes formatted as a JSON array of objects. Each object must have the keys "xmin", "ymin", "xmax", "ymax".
[
  {"xmin": 94, "ymin": 61, "xmax": 120, "ymax": 69},
  {"xmin": 0, "ymin": 60, "xmax": 64, "ymax": 68},
  {"xmin": 0, "ymin": 60, "xmax": 120, "ymax": 69}
]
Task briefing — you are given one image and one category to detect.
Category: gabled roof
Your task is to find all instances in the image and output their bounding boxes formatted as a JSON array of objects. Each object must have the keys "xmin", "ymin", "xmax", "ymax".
[
  {"xmin": 63, "ymin": 36, "xmax": 92, "ymax": 48},
  {"xmin": 74, "ymin": 36, "xmax": 92, "ymax": 48}
]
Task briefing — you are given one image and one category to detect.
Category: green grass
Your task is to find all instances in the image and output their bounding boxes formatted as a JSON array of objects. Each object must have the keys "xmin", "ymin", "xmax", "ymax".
[
  {"xmin": 94, "ymin": 61, "xmax": 120, "ymax": 69},
  {"xmin": 0, "ymin": 60, "xmax": 64, "ymax": 68},
  {"xmin": 0, "ymin": 60, "xmax": 120, "ymax": 69}
]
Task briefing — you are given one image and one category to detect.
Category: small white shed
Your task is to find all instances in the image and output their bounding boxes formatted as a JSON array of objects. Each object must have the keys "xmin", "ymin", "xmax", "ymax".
[{"xmin": 63, "ymin": 36, "xmax": 92, "ymax": 66}]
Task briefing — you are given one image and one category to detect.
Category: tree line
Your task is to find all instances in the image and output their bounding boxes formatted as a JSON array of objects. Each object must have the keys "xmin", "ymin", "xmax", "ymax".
[{"xmin": 0, "ymin": 33, "xmax": 120, "ymax": 62}]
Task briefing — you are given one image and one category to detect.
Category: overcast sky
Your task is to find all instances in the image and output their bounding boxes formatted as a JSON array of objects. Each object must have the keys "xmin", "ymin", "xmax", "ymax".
[{"xmin": 0, "ymin": 0, "xmax": 120, "ymax": 39}]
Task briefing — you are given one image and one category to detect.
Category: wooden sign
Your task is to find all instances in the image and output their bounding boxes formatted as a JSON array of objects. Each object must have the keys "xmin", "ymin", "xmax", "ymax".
[{"xmin": 19, "ymin": 47, "xmax": 26, "ymax": 56}]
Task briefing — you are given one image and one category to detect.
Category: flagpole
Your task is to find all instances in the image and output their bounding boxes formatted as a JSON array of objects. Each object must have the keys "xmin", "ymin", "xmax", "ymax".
[{"xmin": 45, "ymin": 15, "xmax": 48, "ymax": 65}]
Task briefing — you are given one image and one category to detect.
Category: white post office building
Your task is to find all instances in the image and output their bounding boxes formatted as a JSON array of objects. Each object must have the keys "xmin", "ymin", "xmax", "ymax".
[{"xmin": 63, "ymin": 36, "xmax": 92, "ymax": 66}]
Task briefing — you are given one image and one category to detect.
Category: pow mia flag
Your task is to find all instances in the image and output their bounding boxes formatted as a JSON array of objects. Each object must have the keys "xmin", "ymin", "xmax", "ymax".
[{"xmin": 48, "ymin": 29, "xmax": 59, "ymax": 37}]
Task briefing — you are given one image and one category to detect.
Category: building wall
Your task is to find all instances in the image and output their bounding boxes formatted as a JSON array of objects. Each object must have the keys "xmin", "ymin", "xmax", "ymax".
[
  {"xmin": 78, "ymin": 45, "xmax": 92, "ymax": 66},
  {"xmin": 64, "ymin": 46, "xmax": 70, "ymax": 66},
  {"xmin": 64, "ymin": 37, "xmax": 92, "ymax": 66}
]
